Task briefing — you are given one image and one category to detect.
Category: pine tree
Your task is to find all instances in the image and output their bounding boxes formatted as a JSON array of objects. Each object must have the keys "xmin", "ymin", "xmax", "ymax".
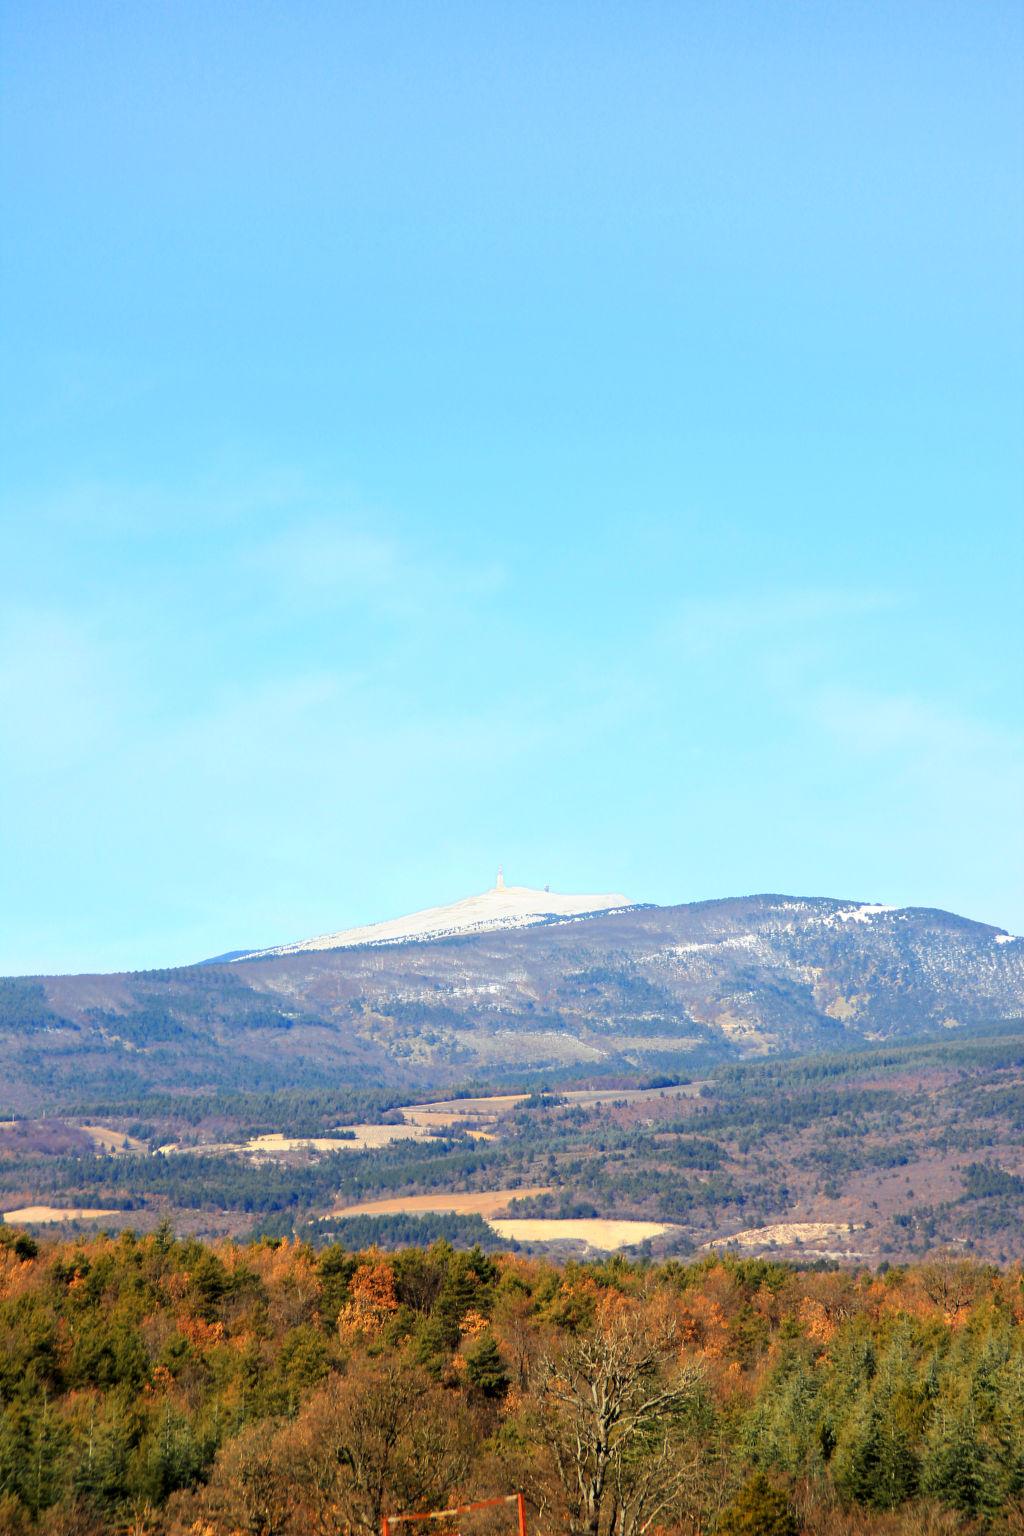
[
  {"xmin": 922, "ymin": 1408, "xmax": 985, "ymax": 1516},
  {"xmin": 991, "ymin": 1355, "xmax": 1024, "ymax": 1504},
  {"xmin": 464, "ymin": 1333, "xmax": 509, "ymax": 1398},
  {"xmin": 834, "ymin": 1388, "xmax": 918, "ymax": 1509},
  {"xmin": 718, "ymin": 1471, "xmax": 799, "ymax": 1536}
]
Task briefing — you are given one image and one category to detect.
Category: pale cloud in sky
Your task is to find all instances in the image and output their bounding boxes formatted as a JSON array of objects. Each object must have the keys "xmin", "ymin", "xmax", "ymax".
[
  {"xmin": 0, "ymin": 505, "xmax": 1017, "ymax": 969},
  {"xmin": 243, "ymin": 517, "xmax": 505, "ymax": 617},
  {"xmin": 811, "ymin": 686, "xmax": 1024, "ymax": 812},
  {"xmin": 0, "ymin": 606, "xmax": 123, "ymax": 768}
]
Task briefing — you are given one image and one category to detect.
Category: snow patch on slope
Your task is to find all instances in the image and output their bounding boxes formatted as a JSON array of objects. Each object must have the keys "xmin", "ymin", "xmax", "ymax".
[
  {"xmin": 822, "ymin": 904, "xmax": 898, "ymax": 927},
  {"xmin": 233, "ymin": 883, "xmax": 633, "ymax": 960}
]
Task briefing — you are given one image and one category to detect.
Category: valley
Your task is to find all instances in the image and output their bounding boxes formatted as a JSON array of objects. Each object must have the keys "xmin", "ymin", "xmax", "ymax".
[{"xmin": 1, "ymin": 1028, "xmax": 1022, "ymax": 1263}]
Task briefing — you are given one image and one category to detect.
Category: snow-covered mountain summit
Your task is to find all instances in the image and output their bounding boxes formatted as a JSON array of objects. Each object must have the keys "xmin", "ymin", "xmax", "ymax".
[{"xmin": 231, "ymin": 871, "xmax": 632, "ymax": 960}]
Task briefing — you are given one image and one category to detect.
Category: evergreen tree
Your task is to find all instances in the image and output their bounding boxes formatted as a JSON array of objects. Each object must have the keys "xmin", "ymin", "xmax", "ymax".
[
  {"xmin": 464, "ymin": 1333, "xmax": 509, "ymax": 1398},
  {"xmin": 991, "ymin": 1355, "xmax": 1024, "ymax": 1503},
  {"xmin": 834, "ymin": 1395, "xmax": 918, "ymax": 1509},
  {"xmin": 431, "ymin": 1246, "xmax": 496, "ymax": 1347},
  {"xmin": 22, "ymin": 1397, "xmax": 69, "ymax": 1516},
  {"xmin": 922, "ymin": 1408, "xmax": 986, "ymax": 1516},
  {"xmin": 742, "ymin": 1349, "xmax": 822, "ymax": 1476},
  {"xmin": 414, "ymin": 1313, "xmax": 454, "ymax": 1376},
  {"xmin": 136, "ymin": 1404, "xmax": 204, "ymax": 1505},
  {"xmin": 718, "ymin": 1471, "xmax": 799, "ymax": 1536},
  {"xmin": 72, "ymin": 1404, "xmax": 134, "ymax": 1516}
]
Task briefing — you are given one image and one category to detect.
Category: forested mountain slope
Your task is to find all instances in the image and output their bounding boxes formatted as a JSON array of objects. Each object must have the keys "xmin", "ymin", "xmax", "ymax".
[{"xmin": 1, "ymin": 895, "xmax": 1021, "ymax": 1109}]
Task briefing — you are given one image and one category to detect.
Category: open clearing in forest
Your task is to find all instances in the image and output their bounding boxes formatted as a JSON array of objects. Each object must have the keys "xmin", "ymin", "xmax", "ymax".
[
  {"xmin": 331, "ymin": 1187, "xmax": 553, "ymax": 1219},
  {"xmin": 329, "ymin": 1194, "xmax": 675, "ymax": 1250},
  {"xmin": 80, "ymin": 1124, "xmax": 147, "ymax": 1153},
  {"xmin": 246, "ymin": 1126, "xmax": 429, "ymax": 1153},
  {"xmin": 3, "ymin": 1206, "xmax": 119, "ymax": 1224},
  {"xmin": 395, "ymin": 1081, "xmax": 706, "ymax": 1129},
  {"xmin": 159, "ymin": 1124, "xmax": 431, "ymax": 1156},
  {"xmin": 561, "ymin": 1083, "xmax": 705, "ymax": 1107},
  {"xmin": 705, "ymin": 1220, "xmax": 866, "ymax": 1249},
  {"xmin": 489, "ymin": 1218, "xmax": 674, "ymax": 1250},
  {"xmin": 396, "ymin": 1096, "xmax": 527, "ymax": 1127}
]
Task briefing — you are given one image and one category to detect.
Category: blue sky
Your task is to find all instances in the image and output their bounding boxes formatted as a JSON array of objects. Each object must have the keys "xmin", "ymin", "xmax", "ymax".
[{"xmin": 1, "ymin": 0, "xmax": 1022, "ymax": 974}]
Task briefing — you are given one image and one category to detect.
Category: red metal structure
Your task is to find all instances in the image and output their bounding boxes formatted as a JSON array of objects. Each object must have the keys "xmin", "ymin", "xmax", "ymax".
[{"xmin": 382, "ymin": 1492, "xmax": 527, "ymax": 1536}]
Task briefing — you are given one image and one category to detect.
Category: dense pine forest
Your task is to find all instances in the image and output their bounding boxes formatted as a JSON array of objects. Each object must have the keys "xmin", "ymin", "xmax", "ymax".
[{"xmin": 0, "ymin": 1227, "xmax": 1021, "ymax": 1534}]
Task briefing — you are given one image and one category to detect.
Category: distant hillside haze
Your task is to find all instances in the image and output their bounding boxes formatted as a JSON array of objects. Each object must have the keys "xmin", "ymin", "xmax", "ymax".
[{"xmin": 2, "ymin": 891, "xmax": 1021, "ymax": 1112}]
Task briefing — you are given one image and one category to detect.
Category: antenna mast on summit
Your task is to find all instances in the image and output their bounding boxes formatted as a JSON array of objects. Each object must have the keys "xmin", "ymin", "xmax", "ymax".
[{"xmin": 496, "ymin": 865, "xmax": 505, "ymax": 889}]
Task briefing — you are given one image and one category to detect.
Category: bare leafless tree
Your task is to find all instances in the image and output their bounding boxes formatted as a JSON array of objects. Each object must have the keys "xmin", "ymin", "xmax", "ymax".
[
  {"xmin": 918, "ymin": 1255, "xmax": 984, "ymax": 1321},
  {"xmin": 533, "ymin": 1305, "xmax": 704, "ymax": 1536}
]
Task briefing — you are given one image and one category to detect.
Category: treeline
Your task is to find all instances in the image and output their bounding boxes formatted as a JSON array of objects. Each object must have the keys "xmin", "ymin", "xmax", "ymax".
[
  {"xmin": 0, "ymin": 1138, "xmax": 519, "ymax": 1217},
  {"xmin": 692, "ymin": 1086, "xmax": 908, "ymax": 1141},
  {"xmin": 0, "ymin": 1227, "xmax": 1021, "ymax": 1533},
  {"xmin": 713, "ymin": 1030, "xmax": 1024, "ymax": 1092},
  {"xmin": 0, "ymin": 981, "xmax": 63, "ymax": 1034},
  {"xmin": 65, "ymin": 1086, "xmax": 410, "ymax": 1139},
  {"xmin": 7, "ymin": 1034, "xmax": 376, "ymax": 1105},
  {"xmin": 279, "ymin": 1211, "xmax": 513, "ymax": 1251}
]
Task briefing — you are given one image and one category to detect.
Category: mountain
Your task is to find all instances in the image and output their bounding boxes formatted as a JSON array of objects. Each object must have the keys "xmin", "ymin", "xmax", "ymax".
[
  {"xmin": 2, "ymin": 891, "xmax": 1021, "ymax": 1112},
  {"xmin": 224, "ymin": 874, "xmax": 633, "ymax": 959}
]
